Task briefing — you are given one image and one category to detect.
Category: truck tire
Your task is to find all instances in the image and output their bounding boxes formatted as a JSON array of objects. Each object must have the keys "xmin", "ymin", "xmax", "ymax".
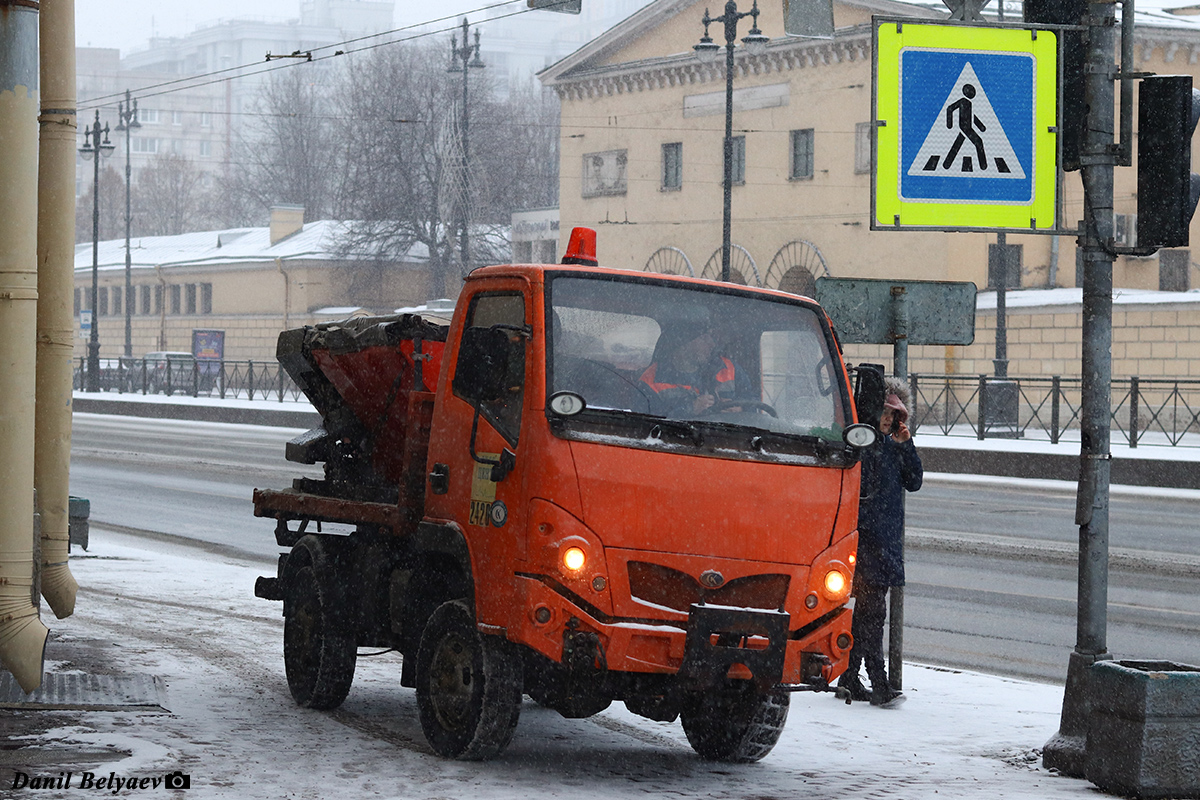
[
  {"xmin": 680, "ymin": 682, "xmax": 790, "ymax": 763},
  {"xmin": 283, "ymin": 563, "xmax": 357, "ymax": 709},
  {"xmin": 415, "ymin": 600, "xmax": 522, "ymax": 760}
]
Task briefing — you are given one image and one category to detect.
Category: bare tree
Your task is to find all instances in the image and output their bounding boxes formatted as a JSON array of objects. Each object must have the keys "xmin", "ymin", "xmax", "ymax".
[
  {"xmin": 134, "ymin": 153, "xmax": 213, "ymax": 236},
  {"xmin": 333, "ymin": 43, "xmax": 462, "ymax": 300},
  {"xmin": 75, "ymin": 165, "xmax": 125, "ymax": 244},
  {"xmin": 221, "ymin": 65, "xmax": 344, "ymax": 226},
  {"xmin": 216, "ymin": 40, "xmax": 563, "ymax": 301}
]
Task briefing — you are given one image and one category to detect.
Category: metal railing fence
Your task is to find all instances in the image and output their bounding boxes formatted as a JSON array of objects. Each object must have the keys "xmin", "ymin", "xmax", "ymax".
[
  {"xmin": 72, "ymin": 361, "xmax": 1200, "ymax": 448},
  {"xmin": 73, "ymin": 357, "xmax": 306, "ymax": 403},
  {"xmin": 908, "ymin": 374, "xmax": 1200, "ymax": 448}
]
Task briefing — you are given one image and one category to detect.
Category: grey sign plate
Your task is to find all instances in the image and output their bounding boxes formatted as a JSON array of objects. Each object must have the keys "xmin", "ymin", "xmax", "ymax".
[{"xmin": 816, "ymin": 277, "xmax": 976, "ymax": 346}]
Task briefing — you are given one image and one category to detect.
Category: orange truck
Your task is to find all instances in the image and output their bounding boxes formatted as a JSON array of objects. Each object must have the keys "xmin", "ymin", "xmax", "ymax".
[{"xmin": 253, "ymin": 230, "xmax": 880, "ymax": 762}]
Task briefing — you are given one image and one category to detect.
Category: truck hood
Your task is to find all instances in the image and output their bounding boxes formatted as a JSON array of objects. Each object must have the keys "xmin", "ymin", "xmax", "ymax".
[{"xmin": 567, "ymin": 439, "xmax": 846, "ymax": 566}]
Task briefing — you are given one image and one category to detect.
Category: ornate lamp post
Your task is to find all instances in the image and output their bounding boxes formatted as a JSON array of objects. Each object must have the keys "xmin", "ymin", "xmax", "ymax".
[
  {"xmin": 448, "ymin": 18, "xmax": 484, "ymax": 277},
  {"xmin": 695, "ymin": 1, "xmax": 769, "ymax": 282},
  {"xmin": 115, "ymin": 89, "xmax": 140, "ymax": 359},
  {"xmin": 79, "ymin": 110, "xmax": 115, "ymax": 392}
]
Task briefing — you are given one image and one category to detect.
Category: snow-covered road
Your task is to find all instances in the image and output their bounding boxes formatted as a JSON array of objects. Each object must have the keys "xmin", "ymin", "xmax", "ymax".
[{"xmin": 3, "ymin": 529, "xmax": 1102, "ymax": 800}]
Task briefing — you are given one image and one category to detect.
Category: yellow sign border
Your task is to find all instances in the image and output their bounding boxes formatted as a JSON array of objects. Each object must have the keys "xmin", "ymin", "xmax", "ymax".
[{"xmin": 874, "ymin": 22, "xmax": 1058, "ymax": 230}]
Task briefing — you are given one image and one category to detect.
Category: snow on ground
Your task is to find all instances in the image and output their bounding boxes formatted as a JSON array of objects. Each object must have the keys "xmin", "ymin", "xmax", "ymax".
[{"xmin": 6, "ymin": 530, "xmax": 1102, "ymax": 800}]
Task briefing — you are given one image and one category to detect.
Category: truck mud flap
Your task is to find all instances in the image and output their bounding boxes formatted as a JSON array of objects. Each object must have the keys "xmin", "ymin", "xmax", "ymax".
[{"xmin": 677, "ymin": 604, "xmax": 789, "ymax": 693}]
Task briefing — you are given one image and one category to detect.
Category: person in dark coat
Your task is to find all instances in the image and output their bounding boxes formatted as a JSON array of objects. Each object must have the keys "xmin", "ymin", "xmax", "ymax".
[{"xmin": 838, "ymin": 379, "xmax": 923, "ymax": 707}]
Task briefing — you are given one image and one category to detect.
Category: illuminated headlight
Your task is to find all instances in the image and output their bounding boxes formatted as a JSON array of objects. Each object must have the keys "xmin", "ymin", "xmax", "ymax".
[
  {"xmin": 563, "ymin": 546, "xmax": 586, "ymax": 572},
  {"xmin": 823, "ymin": 569, "xmax": 848, "ymax": 597}
]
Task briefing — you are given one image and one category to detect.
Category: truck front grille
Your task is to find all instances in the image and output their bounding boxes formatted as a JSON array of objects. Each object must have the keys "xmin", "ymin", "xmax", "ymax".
[{"xmin": 627, "ymin": 561, "xmax": 790, "ymax": 613}]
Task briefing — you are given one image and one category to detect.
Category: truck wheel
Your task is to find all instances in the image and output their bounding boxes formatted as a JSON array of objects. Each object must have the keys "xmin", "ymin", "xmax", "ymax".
[
  {"xmin": 283, "ymin": 563, "xmax": 357, "ymax": 709},
  {"xmin": 680, "ymin": 682, "xmax": 790, "ymax": 763},
  {"xmin": 416, "ymin": 600, "xmax": 522, "ymax": 760}
]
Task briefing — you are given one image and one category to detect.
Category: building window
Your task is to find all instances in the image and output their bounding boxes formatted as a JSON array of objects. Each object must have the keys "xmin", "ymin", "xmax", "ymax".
[
  {"xmin": 170, "ymin": 284, "xmax": 181, "ymax": 314},
  {"xmin": 141, "ymin": 285, "xmax": 151, "ymax": 315},
  {"xmin": 172, "ymin": 110, "xmax": 183, "ymax": 125},
  {"xmin": 185, "ymin": 283, "xmax": 197, "ymax": 314},
  {"xmin": 74, "ymin": 288, "xmax": 81, "ymax": 317},
  {"xmin": 199, "ymin": 140, "xmax": 212, "ymax": 157},
  {"xmin": 112, "ymin": 287, "xmax": 122, "ymax": 316},
  {"xmin": 854, "ymin": 122, "xmax": 872, "ymax": 174},
  {"xmin": 140, "ymin": 108, "xmax": 159, "ymax": 124},
  {"xmin": 200, "ymin": 112, "xmax": 212, "ymax": 127},
  {"xmin": 581, "ymin": 150, "xmax": 628, "ymax": 198},
  {"xmin": 790, "ymin": 128, "xmax": 814, "ymax": 180},
  {"xmin": 201, "ymin": 283, "xmax": 213, "ymax": 314},
  {"xmin": 1160, "ymin": 249, "xmax": 1191, "ymax": 291},
  {"xmin": 132, "ymin": 137, "xmax": 159, "ymax": 154},
  {"xmin": 154, "ymin": 285, "xmax": 163, "ymax": 315},
  {"xmin": 662, "ymin": 142, "xmax": 682, "ymax": 191},
  {"xmin": 98, "ymin": 287, "xmax": 108, "ymax": 316}
]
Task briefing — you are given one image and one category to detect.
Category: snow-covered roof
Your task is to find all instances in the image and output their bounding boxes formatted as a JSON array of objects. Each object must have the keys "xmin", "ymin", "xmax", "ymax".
[{"xmin": 74, "ymin": 219, "xmax": 431, "ymax": 275}]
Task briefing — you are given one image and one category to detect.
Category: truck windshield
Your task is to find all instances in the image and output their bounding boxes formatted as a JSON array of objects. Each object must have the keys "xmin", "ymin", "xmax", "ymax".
[{"xmin": 548, "ymin": 274, "xmax": 848, "ymax": 443}]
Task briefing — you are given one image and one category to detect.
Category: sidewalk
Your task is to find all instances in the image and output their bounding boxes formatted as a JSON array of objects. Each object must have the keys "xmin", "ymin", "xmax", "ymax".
[{"xmin": 2, "ymin": 530, "xmax": 1101, "ymax": 800}]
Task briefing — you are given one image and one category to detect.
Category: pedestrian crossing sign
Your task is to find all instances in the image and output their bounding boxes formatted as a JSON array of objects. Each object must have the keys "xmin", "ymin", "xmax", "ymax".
[{"xmin": 873, "ymin": 21, "xmax": 1058, "ymax": 231}]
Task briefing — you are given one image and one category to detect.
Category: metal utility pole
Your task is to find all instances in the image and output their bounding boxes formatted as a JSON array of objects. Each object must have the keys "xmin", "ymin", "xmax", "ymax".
[
  {"xmin": 1042, "ymin": 0, "xmax": 1117, "ymax": 776},
  {"xmin": 448, "ymin": 18, "xmax": 484, "ymax": 278},
  {"xmin": 992, "ymin": 232, "xmax": 1009, "ymax": 378},
  {"xmin": 78, "ymin": 110, "xmax": 114, "ymax": 391},
  {"xmin": 694, "ymin": 1, "xmax": 769, "ymax": 282},
  {"xmin": 116, "ymin": 89, "xmax": 140, "ymax": 358}
]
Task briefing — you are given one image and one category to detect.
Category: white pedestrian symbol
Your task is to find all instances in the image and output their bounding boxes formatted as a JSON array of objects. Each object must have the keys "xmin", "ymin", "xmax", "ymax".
[{"xmin": 906, "ymin": 62, "xmax": 1025, "ymax": 180}]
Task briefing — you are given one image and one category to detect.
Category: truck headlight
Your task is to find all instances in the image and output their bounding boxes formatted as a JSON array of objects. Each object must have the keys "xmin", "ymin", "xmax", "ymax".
[
  {"xmin": 563, "ymin": 546, "xmax": 586, "ymax": 572},
  {"xmin": 823, "ymin": 569, "xmax": 848, "ymax": 597}
]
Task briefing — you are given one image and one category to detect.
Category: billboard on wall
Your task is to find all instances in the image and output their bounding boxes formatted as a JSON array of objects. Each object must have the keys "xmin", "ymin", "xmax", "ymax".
[{"xmin": 192, "ymin": 329, "xmax": 225, "ymax": 360}]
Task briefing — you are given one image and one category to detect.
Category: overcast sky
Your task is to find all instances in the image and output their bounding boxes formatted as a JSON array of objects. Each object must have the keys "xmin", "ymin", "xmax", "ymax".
[{"xmin": 75, "ymin": 1, "xmax": 490, "ymax": 55}]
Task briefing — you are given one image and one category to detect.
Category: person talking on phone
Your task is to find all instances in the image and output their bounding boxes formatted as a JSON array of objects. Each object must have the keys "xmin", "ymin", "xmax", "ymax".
[{"xmin": 837, "ymin": 378, "xmax": 923, "ymax": 708}]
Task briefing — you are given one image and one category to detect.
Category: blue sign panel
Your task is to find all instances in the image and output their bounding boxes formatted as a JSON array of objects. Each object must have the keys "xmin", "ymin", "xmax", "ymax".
[{"xmin": 899, "ymin": 49, "xmax": 1035, "ymax": 205}]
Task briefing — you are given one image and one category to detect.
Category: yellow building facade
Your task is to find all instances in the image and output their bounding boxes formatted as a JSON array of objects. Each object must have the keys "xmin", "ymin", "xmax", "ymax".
[{"xmin": 541, "ymin": 0, "xmax": 1200, "ymax": 376}]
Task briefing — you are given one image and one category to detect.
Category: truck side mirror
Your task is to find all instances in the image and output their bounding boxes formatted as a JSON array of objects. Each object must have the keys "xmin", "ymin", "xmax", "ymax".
[
  {"xmin": 453, "ymin": 326, "xmax": 510, "ymax": 404},
  {"xmin": 853, "ymin": 363, "xmax": 886, "ymax": 431}
]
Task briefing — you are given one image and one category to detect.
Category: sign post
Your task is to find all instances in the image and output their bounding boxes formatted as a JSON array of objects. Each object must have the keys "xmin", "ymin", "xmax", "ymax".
[{"xmin": 817, "ymin": 277, "xmax": 976, "ymax": 689}]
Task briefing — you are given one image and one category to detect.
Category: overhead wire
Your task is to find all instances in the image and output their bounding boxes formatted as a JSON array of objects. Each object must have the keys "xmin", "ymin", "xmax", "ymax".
[{"xmin": 78, "ymin": 0, "xmax": 568, "ymax": 111}]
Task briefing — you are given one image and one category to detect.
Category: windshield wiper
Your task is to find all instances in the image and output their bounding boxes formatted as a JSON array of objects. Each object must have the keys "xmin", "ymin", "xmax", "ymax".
[
  {"xmin": 647, "ymin": 417, "xmax": 703, "ymax": 447},
  {"xmin": 747, "ymin": 429, "xmax": 842, "ymax": 458}
]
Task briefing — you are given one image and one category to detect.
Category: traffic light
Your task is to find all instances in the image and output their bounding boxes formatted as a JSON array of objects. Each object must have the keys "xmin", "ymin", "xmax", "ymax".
[
  {"xmin": 527, "ymin": 0, "xmax": 582, "ymax": 13},
  {"xmin": 1024, "ymin": 0, "xmax": 1087, "ymax": 171},
  {"xmin": 1137, "ymin": 76, "xmax": 1200, "ymax": 249}
]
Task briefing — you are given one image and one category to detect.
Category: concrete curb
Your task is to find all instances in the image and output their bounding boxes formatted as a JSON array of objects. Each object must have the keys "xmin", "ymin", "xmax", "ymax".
[
  {"xmin": 73, "ymin": 396, "xmax": 321, "ymax": 429},
  {"xmin": 919, "ymin": 446, "xmax": 1200, "ymax": 490}
]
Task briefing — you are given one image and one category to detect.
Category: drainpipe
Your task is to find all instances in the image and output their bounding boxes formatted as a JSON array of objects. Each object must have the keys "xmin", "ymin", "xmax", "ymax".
[
  {"xmin": 155, "ymin": 265, "xmax": 167, "ymax": 349},
  {"xmin": 35, "ymin": 0, "xmax": 79, "ymax": 619},
  {"xmin": 275, "ymin": 258, "xmax": 290, "ymax": 331},
  {"xmin": 0, "ymin": 0, "xmax": 50, "ymax": 694}
]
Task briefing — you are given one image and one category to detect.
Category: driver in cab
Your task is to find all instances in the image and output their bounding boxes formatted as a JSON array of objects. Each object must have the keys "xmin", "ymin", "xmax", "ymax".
[{"xmin": 640, "ymin": 321, "xmax": 737, "ymax": 417}]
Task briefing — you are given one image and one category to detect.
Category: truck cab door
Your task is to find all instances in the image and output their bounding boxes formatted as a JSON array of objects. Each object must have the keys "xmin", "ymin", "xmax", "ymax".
[{"xmin": 425, "ymin": 287, "xmax": 532, "ymax": 624}]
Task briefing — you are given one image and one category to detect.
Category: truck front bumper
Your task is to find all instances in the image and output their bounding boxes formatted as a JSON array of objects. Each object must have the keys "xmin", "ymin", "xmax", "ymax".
[{"xmin": 511, "ymin": 574, "xmax": 852, "ymax": 688}]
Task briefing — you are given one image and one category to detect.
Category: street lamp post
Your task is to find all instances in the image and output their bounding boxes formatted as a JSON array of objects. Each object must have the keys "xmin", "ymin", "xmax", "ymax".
[
  {"xmin": 448, "ymin": 18, "xmax": 484, "ymax": 278},
  {"xmin": 79, "ymin": 110, "xmax": 115, "ymax": 392},
  {"xmin": 695, "ymin": 1, "xmax": 769, "ymax": 283},
  {"xmin": 115, "ymin": 90, "xmax": 140, "ymax": 359}
]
